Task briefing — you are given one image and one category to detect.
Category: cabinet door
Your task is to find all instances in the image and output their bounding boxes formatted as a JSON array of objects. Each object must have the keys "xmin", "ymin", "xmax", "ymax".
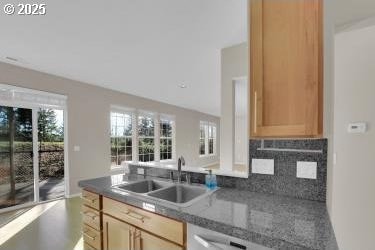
[
  {"xmin": 250, "ymin": 0, "xmax": 323, "ymax": 137},
  {"xmin": 134, "ymin": 229, "xmax": 184, "ymax": 250},
  {"xmin": 103, "ymin": 214, "xmax": 133, "ymax": 250}
]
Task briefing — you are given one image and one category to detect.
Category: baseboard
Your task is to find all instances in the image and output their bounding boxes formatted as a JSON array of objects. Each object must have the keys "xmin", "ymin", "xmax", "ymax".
[{"xmin": 65, "ymin": 193, "xmax": 81, "ymax": 198}]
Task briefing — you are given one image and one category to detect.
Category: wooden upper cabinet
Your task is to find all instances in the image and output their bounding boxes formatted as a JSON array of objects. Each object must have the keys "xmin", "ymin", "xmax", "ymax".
[{"xmin": 250, "ymin": 0, "xmax": 323, "ymax": 138}]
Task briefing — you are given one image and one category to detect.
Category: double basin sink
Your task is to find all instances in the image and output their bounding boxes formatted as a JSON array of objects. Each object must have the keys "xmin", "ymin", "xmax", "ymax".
[{"xmin": 112, "ymin": 179, "xmax": 216, "ymax": 207}]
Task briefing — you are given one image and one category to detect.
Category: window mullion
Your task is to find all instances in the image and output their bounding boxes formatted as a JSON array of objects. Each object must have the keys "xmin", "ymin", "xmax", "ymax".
[
  {"xmin": 133, "ymin": 111, "xmax": 138, "ymax": 163},
  {"xmin": 154, "ymin": 114, "xmax": 160, "ymax": 162},
  {"xmin": 172, "ymin": 120, "xmax": 176, "ymax": 161},
  {"xmin": 213, "ymin": 125, "xmax": 217, "ymax": 155},
  {"xmin": 205, "ymin": 123, "xmax": 209, "ymax": 156}
]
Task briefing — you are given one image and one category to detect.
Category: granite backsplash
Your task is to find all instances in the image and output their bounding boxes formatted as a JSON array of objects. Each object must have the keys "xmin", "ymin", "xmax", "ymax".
[{"xmin": 129, "ymin": 139, "xmax": 327, "ymax": 202}]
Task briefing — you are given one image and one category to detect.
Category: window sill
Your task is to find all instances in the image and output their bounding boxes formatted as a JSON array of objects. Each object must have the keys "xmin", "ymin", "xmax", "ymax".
[
  {"xmin": 110, "ymin": 161, "xmax": 134, "ymax": 172},
  {"xmin": 160, "ymin": 160, "xmax": 176, "ymax": 164},
  {"xmin": 110, "ymin": 166, "xmax": 125, "ymax": 172},
  {"xmin": 199, "ymin": 154, "xmax": 216, "ymax": 158}
]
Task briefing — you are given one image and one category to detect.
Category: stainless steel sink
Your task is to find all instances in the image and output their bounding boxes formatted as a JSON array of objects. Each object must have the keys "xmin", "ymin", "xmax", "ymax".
[
  {"xmin": 147, "ymin": 184, "xmax": 209, "ymax": 205},
  {"xmin": 114, "ymin": 180, "xmax": 173, "ymax": 193},
  {"xmin": 112, "ymin": 179, "xmax": 218, "ymax": 207}
]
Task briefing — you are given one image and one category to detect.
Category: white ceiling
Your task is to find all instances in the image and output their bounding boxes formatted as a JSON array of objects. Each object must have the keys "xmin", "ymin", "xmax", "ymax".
[
  {"xmin": 2, "ymin": 0, "xmax": 374, "ymax": 116},
  {"xmin": 0, "ymin": 0, "xmax": 248, "ymax": 116}
]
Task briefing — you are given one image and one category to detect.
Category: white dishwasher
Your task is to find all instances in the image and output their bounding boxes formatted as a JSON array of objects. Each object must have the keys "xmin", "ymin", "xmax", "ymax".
[{"xmin": 187, "ymin": 224, "xmax": 273, "ymax": 250}]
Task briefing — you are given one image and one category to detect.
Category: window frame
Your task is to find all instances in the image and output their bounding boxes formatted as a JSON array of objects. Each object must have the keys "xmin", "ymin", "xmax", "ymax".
[
  {"xmin": 199, "ymin": 121, "xmax": 208, "ymax": 157},
  {"xmin": 110, "ymin": 107, "xmax": 176, "ymax": 169},
  {"xmin": 110, "ymin": 108, "xmax": 134, "ymax": 169},
  {"xmin": 137, "ymin": 112, "xmax": 156, "ymax": 163},
  {"xmin": 159, "ymin": 116, "xmax": 176, "ymax": 162},
  {"xmin": 199, "ymin": 121, "xmax": 217, "ymax": 157},
  {"xmin": 208, "ymin": 123, "xmax": 217, "ymax": 156}
]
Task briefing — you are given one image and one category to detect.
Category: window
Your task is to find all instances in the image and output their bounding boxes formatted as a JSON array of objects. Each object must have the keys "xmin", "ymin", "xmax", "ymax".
[
  {"xmin": 138, "ymin": 114, "xmax": 155, "ymax": 162},
  {"xmin": 200, "ymin": 121, "xmax": 217, "ymax": 156},
  {"xmin": 110, "ymin": 107, "xmax": 175, "ymax": 167},
  {"xmin": 199, "ymin": 122, "xmax": 207, "ymax": 155},
  {"xmin": 208, "ymin": 124, "xmax": 216, "ymax": 155},
  {"xmin": 111, "ymin": 112, "xmax": 132, "ymax": 167},
  {"xmin": 160, "ymin": 118, "xmax": 173, "ymax": 161}
]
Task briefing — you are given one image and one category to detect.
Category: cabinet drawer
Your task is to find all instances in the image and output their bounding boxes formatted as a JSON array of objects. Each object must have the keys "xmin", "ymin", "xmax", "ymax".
[
  {"xmin": 84, "ymin": 242, "xmax": 98, "ymax": 250},
  {"xmin": 82, "ymin": 224, "xmax": 101, "ymax": 250},
  {"xmin": 82, "ymin": 190, "xmax": 101, "ymax": 210},
  {"xmin": 82, "ymin": 205, "xmax": 101, "ymax": 230},
  {"xmin": 103, "ymin": 197, "xmax": 185, "ymax": 246}
]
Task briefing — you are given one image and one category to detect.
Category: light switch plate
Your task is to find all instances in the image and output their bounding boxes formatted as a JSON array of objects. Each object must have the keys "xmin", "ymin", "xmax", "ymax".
[
  {"xmin": 252, "ymin": 159, "xmax": 274, "ymax": 175},
  {"xmin": 296, "ymin": 161, "xmax": 317, "ymax": 179},
  {"xmin": 73, "ymin": 145, "xmax": 80, "ymax": 152}
]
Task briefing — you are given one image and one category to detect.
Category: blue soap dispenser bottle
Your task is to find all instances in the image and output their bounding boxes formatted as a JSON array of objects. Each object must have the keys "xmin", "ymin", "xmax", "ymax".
[
  {"xmin": 205, "ymin": 169, "xmax": 212, "ymax": 189},
  {"xmin": 205, "ymin": 169, "xmax": 217, "ymax": 190}
]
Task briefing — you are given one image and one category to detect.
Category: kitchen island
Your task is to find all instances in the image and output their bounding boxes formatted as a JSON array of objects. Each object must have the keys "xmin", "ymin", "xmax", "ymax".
[{"xmin": 79, "ymin": 174, "xmax": 338, "ymax": 250}]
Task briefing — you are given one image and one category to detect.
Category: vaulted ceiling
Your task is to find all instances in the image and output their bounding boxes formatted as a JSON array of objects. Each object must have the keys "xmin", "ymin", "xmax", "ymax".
[
  {"xmin": 1, "ymin": 0, "xmax": 374, "ymax": 116},
  {"xmin": 0, "ymin": 0, "xmax": 247, "ymax": 116}
]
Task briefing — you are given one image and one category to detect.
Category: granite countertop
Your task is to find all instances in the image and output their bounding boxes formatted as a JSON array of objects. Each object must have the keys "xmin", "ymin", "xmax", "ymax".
[{"xmin": 78, "ymin": 174, "xmax": 338, "ymax": 250}]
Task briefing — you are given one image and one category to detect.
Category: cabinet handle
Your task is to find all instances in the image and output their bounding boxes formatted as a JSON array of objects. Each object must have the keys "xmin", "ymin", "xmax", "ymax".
[
  {"xmin": 81, "ymin": 211, "xmax": 97, "ymax": 220},
  {"xmin": 82, "ymin": 195, "xmax": 97, "ymax": 203},
  {"xmin": 120, "ymin": 209, "xmax": 145, "ymax": 223},
  {"xmin": 254, "ymin": 91, "xmax": 257, "ymax": 134},
  {"xmin": 133, "ymin": 230, "xmax": 141, "ymax": 250},
  {"xmin": 82, "ymin": 230, "xmax": 96, "ymax": 241},
  {"xmin": 129, "ymin": 230, "xmax": 132, "ymax": 250}
]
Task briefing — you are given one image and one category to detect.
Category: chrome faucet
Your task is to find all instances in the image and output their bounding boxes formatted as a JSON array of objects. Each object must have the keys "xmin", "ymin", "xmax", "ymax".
[{"xmin": 177, "ymin": 156, "xmax": 185, "ymax": 183}]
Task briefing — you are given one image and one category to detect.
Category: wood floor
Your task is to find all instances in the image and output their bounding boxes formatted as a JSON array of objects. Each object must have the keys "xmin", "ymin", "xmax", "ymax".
[{"xmin": 0, "ymin": 197, "xmax": 83, "ymax": 250}]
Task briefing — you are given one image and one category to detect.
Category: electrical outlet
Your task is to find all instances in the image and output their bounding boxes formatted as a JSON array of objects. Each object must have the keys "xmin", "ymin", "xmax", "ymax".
[
  {"xmin": 296, "ymin": 161, "xmax": 317, "ymax": 179},
  {"xmin": 251, "ymin": 159, "xmax": 274, "ymax": 175}
]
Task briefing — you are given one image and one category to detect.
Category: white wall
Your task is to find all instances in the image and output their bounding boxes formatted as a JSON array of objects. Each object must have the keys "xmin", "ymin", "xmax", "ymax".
[
  {"xmin": 0, "ymin": 62, "xmax": 220, "ymax": 195},
  {"xmin": 324, "ymin": 0, "xmax": 336, "ymax": 218},
  {"xmin": 234, "ymin": 78, "xmax": 247, "ymax": 165},
  {"xmin": 220, "ymin": 43, "xmax": 248, "ymax": 172},
  {"xmin": 332, "ymin": 25, "xmax": 375, "ymax": 250}
]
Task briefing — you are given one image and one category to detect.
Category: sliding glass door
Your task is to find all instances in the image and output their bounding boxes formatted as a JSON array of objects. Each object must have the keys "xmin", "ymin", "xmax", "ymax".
[
  {"xmin": 0, "ymin": 106, "xmax": 65, "ymax": 210},
  {"xmin": 0, "ymin": 106, "xmax": 34, "ymax": 209},
  {"xmin": 38, "ymin": 108, "xmax": 65, "ymax": 202}
]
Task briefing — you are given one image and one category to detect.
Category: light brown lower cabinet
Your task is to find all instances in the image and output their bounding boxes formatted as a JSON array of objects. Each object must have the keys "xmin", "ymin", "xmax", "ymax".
[
  {"xmin": 83, "ymin": 223, "xmax": 102, "ymax": 249},
  {"xmin": 103, "ymin": 214, "xmax": 183, "ymax": 250},
  {"xmin": 84, "ymin": 242, "xmax": 98, "ymax": 250},
  {"xmin": 103, "ymin": 215, "xmax": 133, "ymax": 250}
]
